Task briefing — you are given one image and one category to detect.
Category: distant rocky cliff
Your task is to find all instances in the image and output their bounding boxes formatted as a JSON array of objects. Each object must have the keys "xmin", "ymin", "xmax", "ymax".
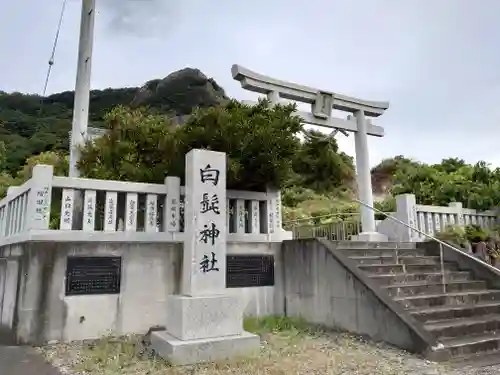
[{"xmin": 131, "ymin": 68, "xmax": 228, "ymax": 114}]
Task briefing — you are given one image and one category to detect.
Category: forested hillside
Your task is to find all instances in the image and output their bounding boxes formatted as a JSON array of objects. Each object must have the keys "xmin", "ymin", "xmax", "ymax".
[{"xmin": 0, "ymin": 68, "xmax": 226, "ymax": 174}]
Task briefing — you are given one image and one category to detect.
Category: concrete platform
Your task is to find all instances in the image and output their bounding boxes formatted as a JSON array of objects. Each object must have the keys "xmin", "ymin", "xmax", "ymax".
[{"xmin": 150, "ymin": 330, "xmax": 260, "ymax": 366}]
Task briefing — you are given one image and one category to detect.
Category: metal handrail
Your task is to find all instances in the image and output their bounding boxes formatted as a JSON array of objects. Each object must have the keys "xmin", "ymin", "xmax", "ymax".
[{"xmin": 355, "ymin": 199, "xmax": 500, "ymax": 294}]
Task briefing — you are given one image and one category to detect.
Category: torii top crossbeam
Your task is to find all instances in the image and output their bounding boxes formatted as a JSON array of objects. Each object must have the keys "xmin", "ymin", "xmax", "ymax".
[
  {"xmin": 231, "ymin": 64, "xmax": 388, "ymax": 137},
  {"xmin": 231, "ymin": 64, "xmax": 389, "ymax": 116}
]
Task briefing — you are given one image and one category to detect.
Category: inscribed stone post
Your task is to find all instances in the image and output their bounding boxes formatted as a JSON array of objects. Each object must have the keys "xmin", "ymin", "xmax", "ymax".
[
  {"xmin": 449, "ymin": 202, "xmax": 464, "ymax": 227},
  {"xmin": 26, "ymin": 165, "xmax": 53, "ymax": 231},
  {"xmin": 165, "ymin": 176, "xmax": 181, "ymax": 232},
  {"xmin": 151, "ymin": 157, "xmax": 260, "ymax": 366},
  {"xmin": 395, "ymin": 194, "xmax": 418, "ymax": 242},
  {"xmin": 182, "ymin": 149, "xmax": 227, "ymax": 296},
  {"xmin": 60, "ymin": 189, "xmax": 75, "ymax": 230},
  {"xmin": 82, "ymin": 190, "xmax": 96, "ymax": 231}
]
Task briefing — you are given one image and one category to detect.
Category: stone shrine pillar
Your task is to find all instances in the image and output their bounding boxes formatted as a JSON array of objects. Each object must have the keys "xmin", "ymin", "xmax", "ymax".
[
  {"xmin": 151, "ymin": 149, "xmax": 260, "ymax": 365},
  {"xmin": 351, "ymin": 110, "xmax": 387, "ymax": 241},
  {"xmin": 181, "ymin": 149, "xmax": 227, "ymax": 295}
]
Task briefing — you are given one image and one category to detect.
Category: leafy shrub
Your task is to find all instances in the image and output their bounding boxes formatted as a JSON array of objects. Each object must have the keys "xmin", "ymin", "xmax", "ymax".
[
  {"xmin": 465, "ymin": 224, "xmax": 490, "ymax": 243},
  {"xmin": 435, "ymin": 225, "xmax": 469, "ymax": 248},
  {"xmin": 436, "ymin": 224, "xmax": 492, "ymax": 249}
]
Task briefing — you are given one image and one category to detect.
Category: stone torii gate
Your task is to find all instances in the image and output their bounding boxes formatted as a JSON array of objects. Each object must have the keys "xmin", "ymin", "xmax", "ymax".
[{"xmin": 232, "ymin": 64, "xmax": 389, "ymax": 241}]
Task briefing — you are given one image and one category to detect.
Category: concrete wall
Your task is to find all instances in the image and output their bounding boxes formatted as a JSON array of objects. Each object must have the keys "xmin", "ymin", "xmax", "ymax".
[
  {"xmin": 0, "ymin": 254, "xmax": 19, "ymax": 335},
  {"xmin": 229, "ymin": 242, "xmax": 284, "ymax": 317},
  {"xmin": 2, "ymin": 237, "xmax": 448, "ymax": 353},
  {"xmin": 7, "ymin": 241, "xmax": 282, "ymax": 344},
  {"xmin": 281, "ymin": 239, "xmax": 434, "ymax": 355}
]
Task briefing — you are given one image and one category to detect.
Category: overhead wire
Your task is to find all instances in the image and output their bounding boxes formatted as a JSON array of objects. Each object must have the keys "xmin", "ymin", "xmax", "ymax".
[{"xmin": 41, "ymin": 0, "xmax": 68, "ymax": 99}]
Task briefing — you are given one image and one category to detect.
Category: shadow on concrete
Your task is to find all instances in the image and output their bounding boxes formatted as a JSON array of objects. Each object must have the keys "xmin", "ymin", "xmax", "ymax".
[
  {"xmin": 0, "ymin": 327, "xmax": 16, "ymax": 346},
  {"xmin": 0, "ymin": 327, "xmax": 62, "ymax": 375},
  {"xmin": 0, "ymin": 345, "xmax": 63, "ymax": 375}
]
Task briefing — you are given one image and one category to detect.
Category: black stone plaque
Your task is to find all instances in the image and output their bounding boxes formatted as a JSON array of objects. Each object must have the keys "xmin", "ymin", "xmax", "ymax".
[
  {"xmin": 226, "ymin": 255, "xmax": 274, "ymax": 288},
  {"xmin": 65, "ymin": 256, "xmax": 122, "ymax": 296}
]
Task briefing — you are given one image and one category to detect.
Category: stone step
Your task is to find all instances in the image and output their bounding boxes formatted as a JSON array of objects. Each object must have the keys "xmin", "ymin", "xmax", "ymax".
[
  {"xmin": 358, "ymin": 262, "xmax": 457, "ymax": 275},
  {"xmin": 424, "ymin": 314, "xmax": 500, "ymax": 340},
  {"xmin": 334, "ymin": 241, "xmax": 417, "ymax": 249},
  {"xmin": 349, "ymin": 255, "xmax": 440, "ymax": 265},
  {"xmin": 448, "ymin": 350, "xmax": 500, "ymax": 367},
  {"xmin": 394, "ymin": 290, "xmax": 500, "ymax": 309},
  {"xmin": 368, "ymin": 271, "xmax": 472, "ymax": 286},
  {"xmin": 410, "ymin": 301, "xmax": 500, "ymax": 323},
  {"xmin": 437, "ymin": 332, "xmax": 500, "ymax": 358},
  {"xmin": 341, "ymin": 248, "xmax": 426, "ymax": 257},
  {"xmin": 382, "ymin": 280, "xmax": 486, "ymax": 298}
]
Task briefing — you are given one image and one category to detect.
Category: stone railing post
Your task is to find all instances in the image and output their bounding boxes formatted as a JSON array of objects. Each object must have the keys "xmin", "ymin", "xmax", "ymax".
[
  {"xmin": 265, "ymin": 187, "xmax": 282, "ymax": 235},
  {"xmin": 6, "ymin": 186, "xmax": 21, "ymax": 196},
  {"xmin": 395, "ymin": 194, "xmax": 418, "ymax": 242},
  {"xmin": 265, "ymin": 187, "xmax": 292, "ymax": 240},
  {"xmin": 265, "ymin": 188, "xmax": 276, "ymax": 236},
  {"xmin": 25, "ymin": 164, "xmax": 54, "ymax": 231},
  {"xmin": 165, "ymin": 176, "xmax": 181, "ymax": 233},
  {"xmin": 448, "ymin": 202, "xmax": 464, "ymax": 227}
]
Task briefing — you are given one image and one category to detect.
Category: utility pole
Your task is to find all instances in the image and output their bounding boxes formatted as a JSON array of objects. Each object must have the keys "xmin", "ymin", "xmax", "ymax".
[{"xmin": 69, "ymin": 0, "xmax": 96, "ymax": 177}]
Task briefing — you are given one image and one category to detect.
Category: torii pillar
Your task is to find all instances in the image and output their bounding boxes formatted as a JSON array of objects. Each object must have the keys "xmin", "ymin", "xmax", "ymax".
[{"xmin": 232, "ymin": 64, "xmax": 388, "ymax": 241}]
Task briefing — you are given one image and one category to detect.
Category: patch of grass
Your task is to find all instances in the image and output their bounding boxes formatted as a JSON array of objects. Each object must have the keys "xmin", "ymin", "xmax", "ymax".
[
  {"xmin": 243, "ymin": 315, "xmax": 314, "ymax": 336},
  {"xmin": 72, "ymin": 334, "xmax": 169, "ymax": 374}
]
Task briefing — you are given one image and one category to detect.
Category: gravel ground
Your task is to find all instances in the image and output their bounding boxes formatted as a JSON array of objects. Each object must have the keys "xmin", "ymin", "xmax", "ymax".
[{"xmin": 38, "ymin": 329, "xmax": 500, "ymax": 375}]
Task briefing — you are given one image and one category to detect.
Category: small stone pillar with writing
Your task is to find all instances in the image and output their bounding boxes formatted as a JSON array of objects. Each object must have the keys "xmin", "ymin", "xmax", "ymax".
[{"xmin": 151, "ymin": 149, "xmax": 260, "ymax": 365}]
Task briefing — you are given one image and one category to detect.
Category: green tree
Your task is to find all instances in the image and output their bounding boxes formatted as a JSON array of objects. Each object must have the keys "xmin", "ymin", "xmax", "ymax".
[
  {"xmin": 0, "ymin": 67, "xmax": 227, "ymax": 175},
  {"xmin": 0, "ymin": 141, "xmax": 7, "ymax": 171},
  {"xmin": 390, "ymin": 159, "xmax": 500, "ymax": 210},
  {"xmin": 433, "ymin": 157, "xmax": 466, "ymax": 174},
  {"xmin": 371, "ymin": 155, "xmax": 418, "ymax": 194},
  {"xmin": 0, "ymin": 172, "xmax": 17, "ymax": 198},
  {"xmin": 78, "ymin": 106, "xmax": 177, "ymax": 183},
  {"xmin": 293, "ymin": 130, "xmax": 354, "ymax": 193},
  {"xmin": 16, "ymin": 151, "xmax": 68, "ymax": 181},
  {"xmin": 0, "ymin": 151, "xmax": 68, "ymax": 198},
  {"xmin": 78, "ymin": 100, "xmax": 304, "ymax": 191}
]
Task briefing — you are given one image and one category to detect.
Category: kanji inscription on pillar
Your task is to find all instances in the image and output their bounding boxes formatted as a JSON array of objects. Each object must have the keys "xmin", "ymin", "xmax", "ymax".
[{"xmin": 183, "ymin": 149, "xmax": 227, "ymax": 296}]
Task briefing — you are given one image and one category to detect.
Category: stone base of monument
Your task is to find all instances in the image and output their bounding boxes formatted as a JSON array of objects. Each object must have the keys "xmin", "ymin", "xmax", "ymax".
[
  {"xmin": 150, "ymin": 294, "xmax": 260, "ymax": 365},
  {"xmin": 351, "ymin": 231, "xmax": 388, "ymax": 242},
  {"xmin": 150, "ymin": 330, "xmax": 260, "ymax": 366}
]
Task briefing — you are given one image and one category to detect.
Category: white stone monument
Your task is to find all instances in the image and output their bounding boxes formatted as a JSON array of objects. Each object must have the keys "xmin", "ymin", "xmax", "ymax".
[
  {"xmin": 232, "ymin": 64, "xmax": 389, "ymax": 241},
  {"xmin": 151, "ymin": 149, "xmax": 260, "ymax": 365}
]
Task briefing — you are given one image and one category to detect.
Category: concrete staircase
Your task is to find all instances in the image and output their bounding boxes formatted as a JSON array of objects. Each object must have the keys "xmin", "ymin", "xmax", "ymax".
[{"xmin": 341, "ymin": 242, "xmax": 500, "ymax": 366}]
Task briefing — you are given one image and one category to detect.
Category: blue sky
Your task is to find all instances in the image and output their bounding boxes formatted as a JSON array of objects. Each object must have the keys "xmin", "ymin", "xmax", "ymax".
[{"xmin": 2, "ymin": 0, "xmax": 500, "ymax": 167}]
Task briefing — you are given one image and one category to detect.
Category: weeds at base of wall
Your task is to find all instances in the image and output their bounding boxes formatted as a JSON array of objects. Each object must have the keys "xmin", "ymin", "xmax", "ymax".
[
  {"xmin": 243, "ymin": 315, "xmax": 315, "ymax": 335},
  {"xmin": 39, "ymin": 316, "xmax": 460, "ymax": 375},
  {"xmin": 40, "ymin": 316, "xmax": 311, "ymax": 374}
]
